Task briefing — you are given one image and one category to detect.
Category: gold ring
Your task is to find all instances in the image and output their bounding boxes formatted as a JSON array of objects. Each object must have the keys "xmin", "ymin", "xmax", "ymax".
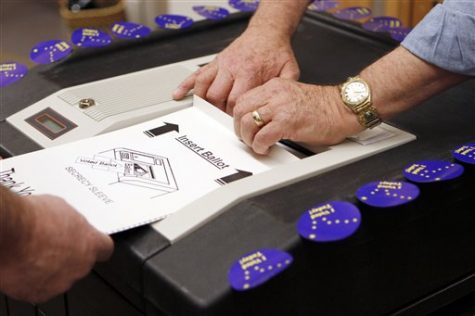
[{"xmin": 252, "ymin": 110, "xmax": 265, "ymax": 128}]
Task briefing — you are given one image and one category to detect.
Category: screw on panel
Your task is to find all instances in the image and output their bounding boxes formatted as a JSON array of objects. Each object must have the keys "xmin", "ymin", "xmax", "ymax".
[{"xmin": 79, "ymin": 98, "xmax": 96, "ymax": 109}]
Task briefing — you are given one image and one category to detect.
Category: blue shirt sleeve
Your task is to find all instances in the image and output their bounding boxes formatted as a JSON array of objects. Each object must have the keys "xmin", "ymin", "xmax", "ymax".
[{"xmin": 401, "ymin": 0, "xmax": 475, "ymax": 76}]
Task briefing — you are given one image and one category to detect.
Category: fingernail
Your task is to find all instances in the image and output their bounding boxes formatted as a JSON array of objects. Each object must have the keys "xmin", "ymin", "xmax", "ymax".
[{"xmin": 172, "ymin": 89, "xmax": 182, "ymax": 99}]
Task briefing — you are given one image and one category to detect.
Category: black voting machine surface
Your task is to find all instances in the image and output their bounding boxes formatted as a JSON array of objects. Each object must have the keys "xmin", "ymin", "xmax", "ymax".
[{"xmin": 1, "ymin": 11, "xmax": 475, "ymax": 316}]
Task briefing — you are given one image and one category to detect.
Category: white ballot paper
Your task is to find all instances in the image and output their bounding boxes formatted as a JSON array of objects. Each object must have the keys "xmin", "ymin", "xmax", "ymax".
[{"xmin": 0, "ymin": 97, "xmax": 298, "ymax": 234}]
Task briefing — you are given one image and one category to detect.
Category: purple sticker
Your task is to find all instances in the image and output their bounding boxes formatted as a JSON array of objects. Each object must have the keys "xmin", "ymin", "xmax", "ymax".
[
  {"xmin": 155, "ymin": 14, "xmax": 193, "ymax": 30},
  {"xmin": 71, "ymin": 28, "xmax": 112, "ymax": 48},
  {"xmin": 308, "ymin": 0, "xmax": 339, "ymax": 12},
  {"xmin": 452, "ymin": 142, "xmax": 475, "ymax": 165},
  {"xmin": 389, "ymin": 27, "xmax": 412, "ymax": 42},
  {"xmin": 333, "ymin": 6, "xmax": 372, "ymax": 20},
  {"xmin": 30, "ymin": 40, "xmax": 73, "ymax": 65},
  {"xmin": 363, "ymin": 16, "xmax": 402, "ymax": 32},
  {"xmin": 193, "ymin": 5, "xmax": 230, "ymax": 20},
  {"xmin": 228, "ymin": 0, "xmax": 260, "ymax": 12},
  {"xmin": 404, "ymin": 160, "xmax": 464, "ymax": 183},
  {"xmin": 356, "ymin": 181, "xmax": 420, "ymax": 208},
  {"xmin": 111, "ymin": 21, "xmax": 151, "ymax": 39},
  {"xmin": 296, "ymin": 201, "xmax": 361, "ymax": 242},
  {"xmin": 0, "ymin": 62, "xmax": 28, "ymax": 87},
  {"xmin": 228, "ymin": 249, "xmax": 293, "ymax": 291}
]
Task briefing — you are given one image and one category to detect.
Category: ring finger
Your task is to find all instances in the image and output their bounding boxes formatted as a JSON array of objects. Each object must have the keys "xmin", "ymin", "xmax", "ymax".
[{"xmin": 240, "ymin": 106, "xmax": 272, "ymax": 147}]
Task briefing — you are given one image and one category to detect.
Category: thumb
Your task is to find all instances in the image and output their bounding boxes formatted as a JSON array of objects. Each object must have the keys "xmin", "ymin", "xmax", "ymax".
[
  {"xmin": 94, "ymin": 231, "xmax": 114, "ymax": 262},
  {"xmin": 279, "ymin": 61, "xmax": 300, "ymax": 80}
]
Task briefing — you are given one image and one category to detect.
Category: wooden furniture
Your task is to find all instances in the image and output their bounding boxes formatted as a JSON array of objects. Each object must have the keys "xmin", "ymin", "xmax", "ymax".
[
  {"xmin": 337, "ymin": 0, "xmax": 440, "ymax": 27},
  {"xmin": 59, "ymin": 0, "xmax": 125, "ymax": 30}
]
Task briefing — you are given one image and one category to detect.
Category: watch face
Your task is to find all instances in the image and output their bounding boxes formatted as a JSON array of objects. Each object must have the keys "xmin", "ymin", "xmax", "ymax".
[{"xmin": 343, "ymin": 81, "xmax": 369, "ymax": 105}]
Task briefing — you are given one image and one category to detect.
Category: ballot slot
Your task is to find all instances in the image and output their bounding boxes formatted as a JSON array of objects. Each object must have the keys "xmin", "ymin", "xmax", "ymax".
[
  {"xmin": 278, "ymin": 139, "xmax": 329, "ymax": 157},
  {"xmin": 0, "ymin": 145, "xmax": 13, "ymax": 159},
  {"xmin": 6, "ymin": 54, "xmax": 216, "ymax": 148}
]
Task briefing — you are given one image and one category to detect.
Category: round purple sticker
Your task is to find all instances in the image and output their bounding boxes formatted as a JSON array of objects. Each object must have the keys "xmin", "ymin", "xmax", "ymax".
[
  {"xmin": 404, "ymin": 160, "xmax": 464, "ymax": 183},
  {"xmin": 356, "ymin": 181, "xmax": 420, "ymax": 208},
  {"xmin": 228, "ymin": 0, "xmax": 260, "ymax": 12},
  {"xmin": 333, "ymin": 6, "xmax": 372, "ymax": 21},
  {"xmin": 389, "ymin": 27, "xmax": 412, "ymax": 42},
  {"xmin": 155, "ymin": 14, "xmax": 193, "ymax": 30},
  {"xmin": 30, "ymin": 40, "xmax": 73, "ymax": 64},
  {"xmin": 363, "ymin": 16, "xmax": 402, "ymax": 32},
  {"xmin": 71, "ymin": 28, "xmax": 112, "ymax": 48},
  {"xmin": 228, "ymin": 248, "xmax": 293, "ymax": 291},
  {"xmin": 193, "ymin": 5, "xmax": 230, "ymax": 20},
  {"xmin": 296, "ymin": 201, "xmax": 361, "ymax": 242},
  {"xmin": 452, "ymin": 142, "xmax": 475, "ymax": 165},
  {"xmin": 0, "ymin": 62, "xmax": 28, "ymax": 87},
  {"xmin": 111, "ymin": 21, "xmax": 151, "ymax": 39},
  {"xmin": 308, "ymin": 0, "xmax": 339, "ymax": 12}
]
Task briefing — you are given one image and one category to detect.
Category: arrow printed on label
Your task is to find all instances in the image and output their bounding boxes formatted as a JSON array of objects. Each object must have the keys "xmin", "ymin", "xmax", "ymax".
[
  {"xmin": 215, "ymin": 169, "xmax": 253, "ymax": 185},
  {"xmin": 144, "ymin": 122, "xmax": 180, "ymax": 137}
]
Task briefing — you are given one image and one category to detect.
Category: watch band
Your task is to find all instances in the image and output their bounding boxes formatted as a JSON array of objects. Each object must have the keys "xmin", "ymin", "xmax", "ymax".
[{"xmin": 358, "ymin": 105, "xmax": 381, "ymax": 129}]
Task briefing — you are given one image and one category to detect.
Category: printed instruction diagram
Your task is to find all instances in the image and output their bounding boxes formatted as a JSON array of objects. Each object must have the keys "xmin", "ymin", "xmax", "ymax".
[{"xmin": 76, "ymin": 147, "xmax": 179, "ymax": 198}]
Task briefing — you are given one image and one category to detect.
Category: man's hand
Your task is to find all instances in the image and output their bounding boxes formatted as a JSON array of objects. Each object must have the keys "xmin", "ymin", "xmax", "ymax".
[
  {"xmin": 233, "ymin": 45, "xmax": 470, "ymax": 155},
  {"xmin": 0, "ymin": 193, "xmax": 113, "ymax": 304},
  {"xmin": 233, "ymin": 78, "xmax": 363, "ymax": 155},
  {"xmin": 173, "ymin": 27, "xmax": 300, "ymax": 115}
]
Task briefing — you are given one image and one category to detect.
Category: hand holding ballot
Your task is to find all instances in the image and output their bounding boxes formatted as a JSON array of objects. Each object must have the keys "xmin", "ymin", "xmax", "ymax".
[
  {"xmin": 0, "ymin": 187, "xmax": 113, "ymax": 303},
  {"xmin": 233, "ymin": 79, "xmax": 363, "ymax": 155}
]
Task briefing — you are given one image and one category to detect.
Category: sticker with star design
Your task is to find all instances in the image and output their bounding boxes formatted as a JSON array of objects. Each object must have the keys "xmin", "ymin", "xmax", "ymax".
[
  {"xmin": 71, "ymin": 28, "xmax": 112, "ymax": 48},
  {"xmin": 333, "ymin": 6, "xmax": 372, "ymax": 20},
  {"xmin": 296, "ymin": 201, "xmax": 361, "ymax": 242},
  {"xmin": 308, "ymin": 0, "xmax": 339, "ymax": 12},
  {"xmin": 228, "ymin": 0, "xmax": 260, "ymax": 12},
  {"xmin": 228, "ymin": 249, "xmax": 293, "ymax": 291},
  {"xmin": 356, "ymin": 181, "xmax": 420, "ymax": 208},
  {"xmin": 193, "ymin": 5, "xmax": 230, "ymax": 20},
  {"xmin": 452, "ymin": 142, "xmax": 475, "ymax": 165},
  {"xmin": 155, "ymin": 14, "xmax": 193, "ymax": 30},
  {"xmin": 0, "ymin": 62, "xmax": 28, "ymax": 87},
  {"xmin": 363, "ymin": 16, "xmax": 402, "ymax": 32},
  {"xmin": 30, "ymin": 40, "xmax": 73, "ymax": 64},
  {"xmin": 111, "ymin": 21, "xmax": 151, "ymax": 39},
  {"xmin": 404, "ymin": 160, "xmax": 464, "ymax": 183}
]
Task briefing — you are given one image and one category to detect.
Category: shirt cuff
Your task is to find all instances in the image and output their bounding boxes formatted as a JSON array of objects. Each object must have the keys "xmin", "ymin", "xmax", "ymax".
[{"xmin": 401, "ymin": 4, "xmax": 475, "ymax": 76}]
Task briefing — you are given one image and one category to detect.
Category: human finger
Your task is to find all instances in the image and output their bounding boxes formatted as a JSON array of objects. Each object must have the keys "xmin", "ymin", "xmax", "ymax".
[
  {"xmin": 194, "ymin": 64, "xmax": 218, "ymax": 99},
  {"xmin": 233, "ymin": 84, "xmax": 272, "ymax": 127},
  {"xmin": 279, "ymin": 60, "xmax": 300, "ymax": 80},
  {"xmin": 239, "ymin": 113, "xmax": 257, "ymax": 147},
  {"xmin": 240, "ymin": 107, "xmax": 271, "ymax": 147},
  {"xmin": 173, "ymin": 71, "xmax": 198, "ymax": 100},
  {"xmin": 93, "ymin": 230, "xmax": 114, "ymax": 262},
  {"xmin": 252, "ymin": 121, "xmax": 285, "ymax": 155},
  {"xmin": 233, "ymin": 95, "xmax": 269, "ymax": 139},
  {"xmin": 206, "ymin": 69, "xmax": 234, "ymax": 111},
  {"xmin": 226, "ymin": 76, "xmax": 260, "ymax": 115}
]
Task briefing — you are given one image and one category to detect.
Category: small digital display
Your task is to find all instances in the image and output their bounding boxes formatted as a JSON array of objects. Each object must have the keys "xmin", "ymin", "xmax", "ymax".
[
  {"xmin": 37, "ymin": 115, "xmax": 66, "ymax": 133},
  {"xmin": 26, "ymin": 108, "xmax": 77, "ymax": 140}
]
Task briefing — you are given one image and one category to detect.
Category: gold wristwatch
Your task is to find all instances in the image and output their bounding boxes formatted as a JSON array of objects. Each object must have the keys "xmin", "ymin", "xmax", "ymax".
[{"xmin": 340, "ymin": 76, "xmax": 382, "ymax": 129}]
